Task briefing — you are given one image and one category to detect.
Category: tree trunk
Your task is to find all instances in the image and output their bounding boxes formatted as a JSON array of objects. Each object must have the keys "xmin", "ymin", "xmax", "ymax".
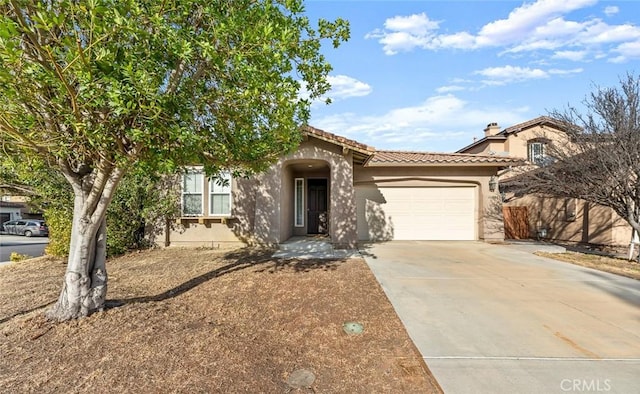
[
  {"xmin": 46, "ymin": 164, "xmax": 124, "ymax": 321},
  {"xmin": 46, "ymin": 218, "xmax": 108, "ymax": 320}
]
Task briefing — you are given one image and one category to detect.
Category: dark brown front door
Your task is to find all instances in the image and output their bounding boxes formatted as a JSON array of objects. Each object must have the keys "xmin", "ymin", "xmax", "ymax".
[{"xmin": 307, "ymin": 179, "xmax": 328, "ymax": 234}]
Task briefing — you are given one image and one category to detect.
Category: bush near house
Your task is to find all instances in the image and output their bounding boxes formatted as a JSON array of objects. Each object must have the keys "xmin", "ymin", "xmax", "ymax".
[{"xmin": 44, "ymin": 169, "xmax": 180, "ymax": 258}]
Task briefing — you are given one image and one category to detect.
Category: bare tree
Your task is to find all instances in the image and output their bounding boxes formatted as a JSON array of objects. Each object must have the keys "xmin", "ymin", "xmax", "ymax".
[{"xmin": 507, "ymin": 74, "xmax": 640, "ymax": 249}]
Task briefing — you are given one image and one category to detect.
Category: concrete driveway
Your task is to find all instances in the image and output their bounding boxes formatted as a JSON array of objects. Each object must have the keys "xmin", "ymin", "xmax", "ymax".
[{"xmin": 361, "ymin": 241, "xmax": 640, "ymax": 394}]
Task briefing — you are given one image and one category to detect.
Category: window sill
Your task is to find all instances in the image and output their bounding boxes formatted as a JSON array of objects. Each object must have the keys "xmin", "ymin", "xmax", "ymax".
[{"xmin": 177, "ymin": 216, "xmax": 235, "ymax": 224}]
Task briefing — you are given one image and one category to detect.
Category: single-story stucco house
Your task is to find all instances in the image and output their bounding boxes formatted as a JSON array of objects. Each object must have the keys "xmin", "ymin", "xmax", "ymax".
[{"xmin": 161, "ymin": 126, "xmax": 522, "ymax": 248}]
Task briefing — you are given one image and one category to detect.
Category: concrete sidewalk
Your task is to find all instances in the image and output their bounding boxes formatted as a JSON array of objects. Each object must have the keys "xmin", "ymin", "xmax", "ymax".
[
  {"xmin": 272, "ymin": 236, "xmax": 360, "ymax": 259},
  {"xmin": 361, "ymin": 241, "xmax": 640, "ymax": 394}
]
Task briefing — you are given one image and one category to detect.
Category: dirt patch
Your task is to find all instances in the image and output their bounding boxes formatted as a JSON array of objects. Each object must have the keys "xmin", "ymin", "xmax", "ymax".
[
  {"xmin": 0, "ymin": 247, "xmax": 442, "ymax": 393},
  {"xmin": 536, "ymin": 251, "xmax": 640, "ymax": 280}
]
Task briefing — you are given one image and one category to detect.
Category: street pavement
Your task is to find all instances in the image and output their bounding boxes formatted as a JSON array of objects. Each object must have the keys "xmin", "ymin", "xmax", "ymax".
[
  {"xmin": 0, "ymin": 234, "xmax": 49, "ymax": 264},
  {"xmin": 361, "ymin": 241, "xmax": 640, "ymax": 394}
]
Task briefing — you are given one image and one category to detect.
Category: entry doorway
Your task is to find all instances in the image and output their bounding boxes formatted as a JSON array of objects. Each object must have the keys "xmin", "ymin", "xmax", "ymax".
[{"xmin": 307, "ymin": 178, "xmax": 328, "ymax": 234}]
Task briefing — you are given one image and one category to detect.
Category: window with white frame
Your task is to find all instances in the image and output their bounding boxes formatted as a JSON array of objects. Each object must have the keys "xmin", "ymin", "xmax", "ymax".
[
  {"xmin": 528, "ymin": 141, "xmax": 545, "ymax": 165},
  {"xmin": 294, "ymin": 178, "xmax": 304, "ymax": 227},
  {"xmin": 210, "ymin": 172, "xmax": 232, "ymax": 216},
  {"xmin": 182, "ymin": 171, "xmax": 204, "ymax": 216}
]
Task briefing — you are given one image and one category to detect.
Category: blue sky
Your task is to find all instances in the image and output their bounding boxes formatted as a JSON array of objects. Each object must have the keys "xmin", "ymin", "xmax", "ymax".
[{"xmin": 303, "ymin": 0, "xmax": 640, "ymax": 152}]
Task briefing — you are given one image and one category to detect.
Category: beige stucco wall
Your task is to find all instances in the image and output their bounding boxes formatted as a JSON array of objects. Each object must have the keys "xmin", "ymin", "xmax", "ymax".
[
  {"xmin": 250, "ymin": 138, "xmax": 357, "ymax": 248},
  {"xmin": 612, "ymin": 214, "xmax": 633, "ymax": 246},
  {"xmin": 462, "ymin": 124, "xmax": 570, "ymax": 160},
  {"xmin": 272, "ymin": 138, "xmax": 356, "ymax": 248},
  {"xmin": 280, "ymin": 164, "xmax": 294, "ymax": 242},
  {"xmin": 503, "ymin": 124, "xmax": 571, "ymax": 160},
  {"xmin": 159, "ymin": 176, "xmax": 256, "ymax": 247},
  {"xmin": 505, "ymin": 195, "xmax": 632, "ymax": 246},
  {"xmin": 462, "ymin": 140, "xmax": 506, "ymax": 155},
  {"xmin": 353, "ymin": 166, "xmax": 504, "ymax": 241},
  {"xmin": 456, "ymin": 120, "xmax": 633, "ymax": 246},
  {"xmin": 161, "ymin": 137, "xmax": 509, "ymax": 247},
  {"xmin": 161, "ymin": 138, "xmax": 357, "ymax": 248}
]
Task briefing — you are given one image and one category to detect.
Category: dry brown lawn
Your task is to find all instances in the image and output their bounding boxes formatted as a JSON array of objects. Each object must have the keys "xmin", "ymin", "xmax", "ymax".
[
  {"xmin": 537, "ymin": 251, "xmax": 640, "ymax": 280},
  {"xmin": 0, "ymin": 247, "xmax": 442, "ymax": 393}
]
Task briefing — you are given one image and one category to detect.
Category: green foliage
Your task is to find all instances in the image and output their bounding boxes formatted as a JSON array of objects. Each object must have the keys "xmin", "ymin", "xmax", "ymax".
[
  {"xmin": 0, "ymin": 0, "xmax": 349, "ymax": 264},
  {"xmin": 45, "ymin": 169, "xmax": 179, "ymax": 257},
  {"xmin": 104, "ymin": 169, "xmax": 180, "ymax": 256},
  {"xmin": 2, "ymin": 158, "xmax": 180, "ymax": 258},
  {"xmin": 0, "ymin": 0, "xmax": 349, "ymax": 176},
  {"xmin": 44, "ymin": 207, "xmax": 73, "ymax": 257},
  {"xmin": 10, "ymin": 251, "xmax": 31, "ymax": 262}
]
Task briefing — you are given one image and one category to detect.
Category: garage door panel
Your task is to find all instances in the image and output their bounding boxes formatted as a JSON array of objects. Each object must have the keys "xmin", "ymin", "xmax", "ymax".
[{"xmin": 356, "ymin": 186, "xmax": 476, "ymax": 241}]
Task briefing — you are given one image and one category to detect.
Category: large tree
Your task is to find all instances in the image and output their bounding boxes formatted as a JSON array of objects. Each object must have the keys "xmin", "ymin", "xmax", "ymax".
[
  {"xmin": 509, "ymin": 74, "xmax": 640, "ymax": 247},
  {"xmin": 0, "ymin": 0, "xmax": 349, "ymax": 320}
]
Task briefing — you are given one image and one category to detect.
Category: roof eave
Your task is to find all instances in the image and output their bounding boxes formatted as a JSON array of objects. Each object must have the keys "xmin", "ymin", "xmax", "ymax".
[
  {"xmin": 364, "ymin": 161, "xmax": 524, "ymax": 168},
  {"xmin": 305, "ymin": 133, "xmax": 375, "ymax": 156},
  {"xmin": 456, "ymin": 135, "xmax": 507, "ymax": 153}
]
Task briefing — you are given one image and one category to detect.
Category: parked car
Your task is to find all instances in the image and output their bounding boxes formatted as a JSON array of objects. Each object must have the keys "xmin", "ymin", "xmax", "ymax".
[{"xmin": 1, "ymin": 220, "xmax": 49, "ymax": 237}]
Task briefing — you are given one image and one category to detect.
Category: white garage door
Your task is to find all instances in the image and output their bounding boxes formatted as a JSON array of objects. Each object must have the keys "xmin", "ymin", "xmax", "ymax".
[{"xmin": 356, "ymin": 185, "xmax": 476, "ymax": 241}]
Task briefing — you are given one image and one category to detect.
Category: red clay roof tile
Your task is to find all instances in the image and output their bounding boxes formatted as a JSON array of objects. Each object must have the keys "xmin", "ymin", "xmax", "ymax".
[
  {"xmin": 301, "ymin": 125, "xmax": 523, "ymax": 167},
  {"xmin": 367, "ymin": 150, "xmax": 523, "ymax": 166},
  {"xmin": 302, "ymin": 125, "xmax": 374, "ymax": 153}
]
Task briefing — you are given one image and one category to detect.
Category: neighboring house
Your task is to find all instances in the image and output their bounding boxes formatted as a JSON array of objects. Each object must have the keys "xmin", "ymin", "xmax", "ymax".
[
  {"xmin": 0, "ymin": 195, "xmax": 44, "ymax": 224},
  {"xmin": 162, "ymin": 126, "xmax": 521, "ymax": 248},
  {"xmin": 457, "ymin": 116, "xmax": 632, "ymax": 246},
  {"xmin": 0, "ymin": 201, "xmax": 23, "ymax": 224}
]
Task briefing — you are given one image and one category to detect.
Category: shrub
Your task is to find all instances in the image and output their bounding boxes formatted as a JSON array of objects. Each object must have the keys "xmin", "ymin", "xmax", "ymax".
[
  {"xmin": 10, "ymin": 252, "xmax": 31, "ymax": 262},
  {"xmin": 44, "ymin": 207, "xmax": 72, "ymax": 257}
]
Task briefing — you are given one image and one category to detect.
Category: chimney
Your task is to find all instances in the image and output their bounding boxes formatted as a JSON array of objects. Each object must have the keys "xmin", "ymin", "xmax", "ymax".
[{"xmin": 484, "ymin": 122, "xmax": 500, "ymax": 137}]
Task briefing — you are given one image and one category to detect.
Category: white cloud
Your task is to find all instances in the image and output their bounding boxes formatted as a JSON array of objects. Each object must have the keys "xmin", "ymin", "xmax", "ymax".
[
  {"xmin": 326, "ymin": 75, "xmax": 372, "ymax": 100},
  {"xmin": 608, "ymin": 55, "xmax": 626, "ymax": 64},
  {"xmin": 470, "ymin": 65, "xmax": 583, "ymax": 86},
  {"xmin": 474, "ymin": 66, "xmax": 548, "ymax": 85},
  {"xmin": 576, "ymin": 20, "xmax": 640, "ymax": 45},
  {"xmin": 436, "ymin": 85, "xmax": 466, "ymax": 93},
  {"xmin": 311, "ymin": 94, "xmax": 529, "ymax": 151},
  {"xmin": 366, "ymin": 0, "xmax": 640, "ymax": 63},
  {"xmin": 610, "ymin": 41, "xmax": 640, "ymax": 62},
  {"xmin": 552, "ymin": 50, "xmax": 588, "ymax": 61},
  {"xmin": 365, "ymin": 13, "xmax": 440, "ymax": 54},
  {"xmin": 298, "ymin": 75, "xmax": 372, "ymax": 104},
  {"xmin": 548, "ymin": 67, "xmax": 584, "ymax": 75},
  {"xmin": 477, "ymin": 0, "xmax": 596, "ymax": 46},
  {"xmin": 384, "ymin": 13, "xmax": 439, "ymax": 35},
  {"xmin": 604, "ymin": 6, "xmax": 619, "ymax": 17}
]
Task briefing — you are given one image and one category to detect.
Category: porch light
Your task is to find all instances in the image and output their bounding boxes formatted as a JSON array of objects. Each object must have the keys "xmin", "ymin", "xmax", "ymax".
[{"xmin": 489, "ymin": 175, "xmax": 498, "ymax": 192}]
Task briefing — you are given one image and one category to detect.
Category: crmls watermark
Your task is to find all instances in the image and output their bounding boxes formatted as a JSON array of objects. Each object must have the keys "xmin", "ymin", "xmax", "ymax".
[{"xmin": 560, "ymin": 379, "xmax": 612, "ymax": 392}]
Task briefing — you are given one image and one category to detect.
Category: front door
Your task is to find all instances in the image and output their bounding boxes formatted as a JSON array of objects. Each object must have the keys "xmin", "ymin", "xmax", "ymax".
[{"xmin": 307, "ymin": 179, "xmax": 328, "ymax": 234}]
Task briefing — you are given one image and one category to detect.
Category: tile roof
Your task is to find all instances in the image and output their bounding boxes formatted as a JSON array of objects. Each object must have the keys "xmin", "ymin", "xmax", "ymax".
[
  {"xmin": 366, "ymin": 150, "xmax": 524, "ymax": 166},
  {"xmin": 301, "ymin": 125, "xmax": 523, "ymax": 167},
  {"xmin": 302, "ymin": 125, "xmax": 374, "ymax": 154},
  {"xmin": 502, "ymin": 116, "xmax": 568, "ymax": 134},
  {"xmin": 456, "ymin": 116, "xmax": 569, "ymax": 153}
]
